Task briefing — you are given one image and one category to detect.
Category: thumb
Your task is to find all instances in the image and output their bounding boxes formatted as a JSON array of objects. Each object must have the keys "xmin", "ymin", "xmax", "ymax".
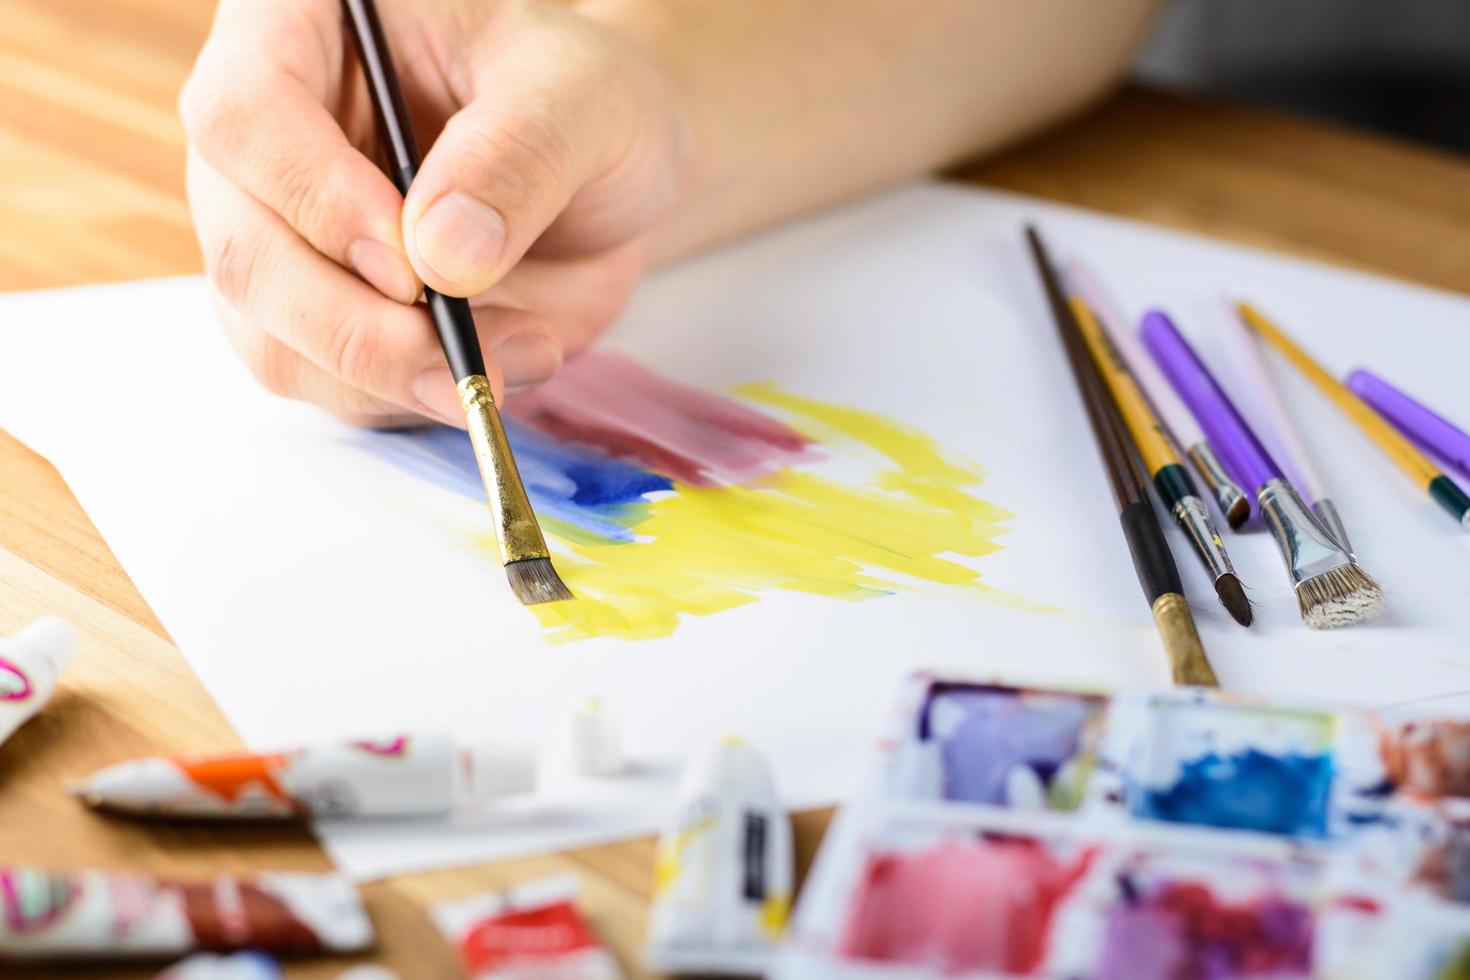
[{"xmin": 403, "ymin": 99, "xmax": 595, "ymax": 297}]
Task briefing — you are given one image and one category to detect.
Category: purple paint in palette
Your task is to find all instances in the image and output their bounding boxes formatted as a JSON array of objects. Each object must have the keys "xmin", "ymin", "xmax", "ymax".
[
  {"xmin": 913, "ymin": 683, "xmax": 1107, "ymax": 809},
  {"xmin": 1098, "ymin": 849, "xmax": 1317, "ymax": 980}
]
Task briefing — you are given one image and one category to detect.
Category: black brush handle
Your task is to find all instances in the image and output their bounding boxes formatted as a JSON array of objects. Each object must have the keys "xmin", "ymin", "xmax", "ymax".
[
  {"xmin": 1026, "ymin": 225, "xmax": 1184, "ymax": 607},
  {"xmin": 1025, "ymin": 227, "xmax": 1147, "ymax": 510},
  {"xmin": 341, "ymin": 0, "xmax": 486, "ymax": 382},
  {"xmin": 1119, "ymin": 500, "xmax": 1184, "ymax": 603}
]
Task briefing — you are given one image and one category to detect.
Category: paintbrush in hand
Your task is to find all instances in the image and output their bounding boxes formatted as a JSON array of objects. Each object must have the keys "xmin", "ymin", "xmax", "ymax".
[
  {"xmin": 1025, "ymin": 227, "xmax": 1217, "ymax": 686},
  {"xmin": 341, "ymin": 0, "xmax": 571, "ymax": 605}
]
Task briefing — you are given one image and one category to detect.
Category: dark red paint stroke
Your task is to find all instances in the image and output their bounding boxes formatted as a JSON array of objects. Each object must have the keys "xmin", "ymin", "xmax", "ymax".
[{"xmin": 507, "ymin": 351, "xmax": 819, "ymax": 487}]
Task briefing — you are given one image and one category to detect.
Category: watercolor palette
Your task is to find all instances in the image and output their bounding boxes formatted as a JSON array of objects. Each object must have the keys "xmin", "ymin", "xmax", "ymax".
[{"xmin": 776, "ymin": 676, "xmax": 1470, "ymax": 979}]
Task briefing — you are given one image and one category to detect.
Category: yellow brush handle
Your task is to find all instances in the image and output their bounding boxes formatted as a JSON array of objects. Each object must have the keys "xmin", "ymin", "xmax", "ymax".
[
  {"xmin": 1070, "ymin": 297, "xmax": 1180, "ymax": 476},
  {"xmin": 1237, "ymin": 302, "xmax": 1442, "ymax": 487}
]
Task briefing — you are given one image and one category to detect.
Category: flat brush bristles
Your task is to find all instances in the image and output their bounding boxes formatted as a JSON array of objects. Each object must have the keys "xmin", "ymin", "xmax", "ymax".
[
  {"xmin": 1214, "ymin": 573, "xmax": 1253, "ymax": 627},
  {"xmin": 506, "ymin": 557, "xmax": 575, "ymax": 606},
  {"xmin": 1298, "ymin": 564, "xmax": 1385, "ymax": 630},
  {"xmin": 1224, "ymin": 496, "xmax": 1250, "ymax": 531}
]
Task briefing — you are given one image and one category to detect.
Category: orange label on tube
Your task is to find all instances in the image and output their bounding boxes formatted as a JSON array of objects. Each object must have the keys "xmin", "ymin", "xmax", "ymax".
[{"xmin": 176, "ymin": 753, "xmax": 296, "ymax": 808}]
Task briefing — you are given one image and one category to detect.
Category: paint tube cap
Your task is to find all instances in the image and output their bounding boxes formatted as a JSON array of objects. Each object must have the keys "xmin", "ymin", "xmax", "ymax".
[
  {"xmin": 460, "ymin": 742, "xmax": 537, "ymax": 802},
  {"xmin": 5, "ymin": 617, "xmax": 78, "ymax": 682},
  {"xmin": 155, "ymin": 951, "xmax": 283, "ymax": 980},
  {"xmin": 334, "ymin": 968, "xmax": 402, "ymax": 980},
  {"xmin": 542, "ymin": 696, "xmax": 625, "ymax": 781}
]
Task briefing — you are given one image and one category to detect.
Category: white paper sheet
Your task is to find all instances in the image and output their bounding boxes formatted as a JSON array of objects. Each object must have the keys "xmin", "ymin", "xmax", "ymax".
[{"xmin": 2, "ymin": 183, "xmax": 1468, "ymax": 880}]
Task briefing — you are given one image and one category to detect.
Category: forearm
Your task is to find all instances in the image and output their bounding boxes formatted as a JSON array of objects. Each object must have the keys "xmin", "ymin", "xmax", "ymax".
[{"xmin": 580, "ymin": 0, "xmax": 1160, "ymax": 262}]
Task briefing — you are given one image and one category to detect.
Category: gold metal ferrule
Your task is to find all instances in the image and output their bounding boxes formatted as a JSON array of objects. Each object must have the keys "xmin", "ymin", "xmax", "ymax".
[
  {"xmin": 457, "ymin": 375, "xmax": 550, "ymax": 565},
  {"xmin": 1151, "ymin": 592, "xmax": 1218, "ymax": 687}
]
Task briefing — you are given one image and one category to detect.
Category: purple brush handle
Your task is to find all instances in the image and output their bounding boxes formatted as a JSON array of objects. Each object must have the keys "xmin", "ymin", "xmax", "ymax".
[
  {"xmin": 1140, "ymin": 310, "xmax": 1283, "ymax": 495},
  {"xmin": 1348, "ymin": 369, "xmax": 1470, "ymax": 478}
]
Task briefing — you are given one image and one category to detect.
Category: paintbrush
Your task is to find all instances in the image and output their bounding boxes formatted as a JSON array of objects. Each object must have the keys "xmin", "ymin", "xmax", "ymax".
[
  {"xmin": 1239, "ymin": 301, "xmax": 1470, "ymax": 535},
  {"xmin": 1069, "ymin": 298, "xmax": 1252, "ymax": 627},
  {"xmin": 1025, "ymin": 227, "xmax": 1217, "ymax": 687},
  {"xmin": 1142, "ymin": 311, "xmax": 1383, "ymax": 629},
  {"xmin": 341, "ymin": 0, "xmax": 571, "ymax": 605},
  {"xmin": 1348, "ymin": 368, "xmax": 1470, "ymax": 480},
  {"xmin": 1217, "ymin": 301, "xmax": 1359, "ymax": 558},
  {"xmin": 1065, "ymin": 261, "xmax": 1250, "ymax": 530}
]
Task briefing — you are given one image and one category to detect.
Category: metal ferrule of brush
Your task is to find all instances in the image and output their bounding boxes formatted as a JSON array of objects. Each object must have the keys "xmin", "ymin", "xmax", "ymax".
[
  {"xmin": 1171, "ymin": 496, "xmax": 1235, "ymax": 584},
  {"xmin": 1186, "ymin": 443, "xmax": 1248, "ymax": 521},
  {"xmin": 1257, "ymin": 478, "xmax": 1353, "ymax": 589},
  {"xmin": 457, "ymin": 375, "xmax": 551, "ymax": 565},
  {"xmin": 1311, "ymin": 498, "xmax": 1355, "ymax": 560}
]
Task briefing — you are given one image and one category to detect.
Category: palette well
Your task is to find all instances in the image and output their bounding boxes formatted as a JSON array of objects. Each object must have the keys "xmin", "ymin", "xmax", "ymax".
[{"xmin": 776, "ymin": 676, "xmax": 1470, "ymax": 979}]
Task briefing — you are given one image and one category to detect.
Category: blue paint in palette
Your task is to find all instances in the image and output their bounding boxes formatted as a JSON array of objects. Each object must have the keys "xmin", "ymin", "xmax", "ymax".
[
  {"xmin": 1137, "ymin": 748, "xmax": 1335, "ymax": 838},
  {"xmin": 1131, "ymin": 698, "xmax": 1340, "ymax": 839},
  {"xmin": 357, "ymin": 420, "xmax": 672, "ymax": 541}
]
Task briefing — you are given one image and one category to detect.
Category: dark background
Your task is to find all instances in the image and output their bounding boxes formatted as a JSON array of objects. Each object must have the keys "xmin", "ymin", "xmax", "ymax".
[{"xmin": 1137, "ymin": 0, "xmax": 1470, "ymax": 153}]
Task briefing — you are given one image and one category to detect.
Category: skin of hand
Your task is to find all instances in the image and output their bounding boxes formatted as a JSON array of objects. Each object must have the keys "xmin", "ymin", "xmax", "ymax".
[
  {"xmin": 182, "ymin": 0, "xmax": 691, "ymax": 427},
  {"xmin": 182, "ymin": 0, "xmax": 1159, "ymax": 428}
]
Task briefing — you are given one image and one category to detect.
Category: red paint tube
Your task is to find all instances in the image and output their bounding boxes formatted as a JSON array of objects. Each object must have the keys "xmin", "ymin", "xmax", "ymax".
[
  {"xmin": 0, "ymin": 867, "xmax": 373, "ymax": 962},
  {"xmin": 432, "ymin": 875, "xmax": 621, "ymax": 980}
]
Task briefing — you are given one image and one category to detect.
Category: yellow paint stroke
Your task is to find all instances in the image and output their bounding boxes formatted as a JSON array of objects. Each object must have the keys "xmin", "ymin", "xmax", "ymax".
[{"xmin": 521, "ymin": 386, "xmax": 1022, "ymax": 642}]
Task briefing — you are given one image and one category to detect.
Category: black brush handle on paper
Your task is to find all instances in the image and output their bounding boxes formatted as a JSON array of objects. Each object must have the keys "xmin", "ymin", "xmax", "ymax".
[
  {"xmin": 1024, "ymin": 228, "xmax": 1180, "ymax": 605},
  {"xmin": 340, "ymin": 0, "xmax": 483, "ymax": 382},
  {"xmin": 1024, "ymin": 226, "xmax": 1214, "ymax": 686}
]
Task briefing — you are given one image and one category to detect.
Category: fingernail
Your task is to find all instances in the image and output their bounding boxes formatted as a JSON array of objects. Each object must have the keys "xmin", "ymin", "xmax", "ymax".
[
  {"xmin": 411, "ymin": 367, "xmax": 464, "ymax": 426},
  {"xmin": 496, "ymin": 332, "xmax": 563, "ymax": 392},
  {"xmin": 413, "ymin": 192, "xmax": 507, "ymax": 288},
  {"xmin": 348, "ymin": 238, "xmax": 420, "ymax": 305}
]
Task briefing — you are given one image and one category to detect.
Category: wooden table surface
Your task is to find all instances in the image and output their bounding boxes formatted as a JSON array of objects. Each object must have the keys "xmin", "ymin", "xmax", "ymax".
[{"xmin": 4, "ymin": 1, "xmax": 1470, "ymax": 977}]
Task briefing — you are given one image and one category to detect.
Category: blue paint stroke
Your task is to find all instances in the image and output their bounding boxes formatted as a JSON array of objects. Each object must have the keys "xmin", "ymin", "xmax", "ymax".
[
  {"xmin": 923, "ymin": 686, "xmax": 1101, "ymax": 808},
  {"xmin": 1136, "ymin": 749, "xmax": 1335, "ymax": 838},
  {"xmin": 357, "ymin": 420, "xmax": 672, "ymax": 541}
]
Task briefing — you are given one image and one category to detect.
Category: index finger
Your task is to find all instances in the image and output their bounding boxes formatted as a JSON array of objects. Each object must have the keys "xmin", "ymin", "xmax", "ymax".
[{"xmin": 180, "ymin": 0, "xmax": 420, "ymax": 304}]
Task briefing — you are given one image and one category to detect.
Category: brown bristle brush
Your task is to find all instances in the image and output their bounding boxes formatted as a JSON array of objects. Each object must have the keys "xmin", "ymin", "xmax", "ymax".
[{"xmin": 342, "ymin": 0, "xmax": 571, "ymax": 606}]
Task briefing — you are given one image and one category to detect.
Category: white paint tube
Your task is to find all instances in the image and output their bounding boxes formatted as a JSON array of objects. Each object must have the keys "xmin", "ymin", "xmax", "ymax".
[
  {"xmin": 154, "ymin": 951, "xmax": 283, "ymax": 980},
  {"xmin": 0, "ymin": 617, "xmax": 77, "ymax": 748},
  {"xmin": 71, "ymin": 733, "xmax": 535, "ymax": 820},
  {"xmin": 645, "ymin": 737, "xmax": 793, "ymax": 975}
]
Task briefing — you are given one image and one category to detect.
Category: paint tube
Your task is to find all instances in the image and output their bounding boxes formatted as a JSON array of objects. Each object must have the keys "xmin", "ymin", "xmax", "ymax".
[
  {"xmin": 431, "ymin": 874, "xmax": 621, "ymax": 979},
  {"xmin": 540, "ymin": 696, "xmax": 625, "ymax": 783},
  {"xmin": 0, "ymin": 867, "xmax": 373, "ymax": 961},
  {"xmin": 0, "ymin": 617, "xmax": 77, "ymax": 748},
  {"xmin": 645, "ymin": 737, "xmax": 793, "ymax": 975},
  {"xmin": 334, "ymin": 968, "xmax": 403, "ymax": 980},
  {"xmin": 154, "ymin": 951, "xmax": 283, "ymax": 979},
  {"xmin": 71, "ymin": 733, "xmax": 534, "ymax": 819}
]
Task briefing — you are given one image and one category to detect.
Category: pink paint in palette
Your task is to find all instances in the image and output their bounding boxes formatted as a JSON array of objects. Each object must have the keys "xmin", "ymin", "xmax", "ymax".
[
  {"xmin": 838, "ymin": 830, "xmax": 1099, "ymax": 975},
  {"xmin": 774, "ymin": 675, "xmax": 1470, "ymax": 979}
]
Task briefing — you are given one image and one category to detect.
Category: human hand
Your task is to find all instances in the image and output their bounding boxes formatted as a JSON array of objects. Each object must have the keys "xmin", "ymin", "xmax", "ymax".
[{"xmin": 181, "ymin": 0, "xmax": 690, "ymax": 427}]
